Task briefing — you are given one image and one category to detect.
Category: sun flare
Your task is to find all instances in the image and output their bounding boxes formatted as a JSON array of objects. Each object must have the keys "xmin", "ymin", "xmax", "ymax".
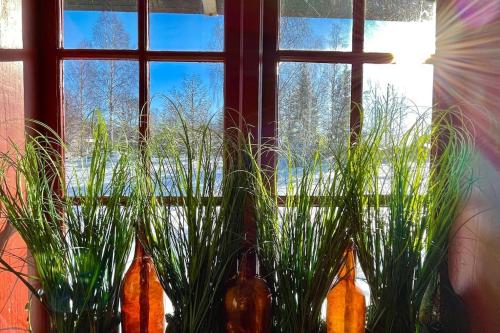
[{"xmin": 366, "ymin": 19, "xmax": 436, "ymax": 65}]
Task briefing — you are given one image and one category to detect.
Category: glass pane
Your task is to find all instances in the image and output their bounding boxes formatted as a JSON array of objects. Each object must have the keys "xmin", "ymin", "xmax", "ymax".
[
  {"xmin": 149, "ymin": 0, "xmax": 224, "ymax": 51},
  {"xmin": 278, "ymin": 62, "xmax": 351, "ymax": 193},
  {"xmin": 149, "ymin": 62, "xmax": 224, "ymax": 134},
  {"xmin": 279, "ymin": 0, "xmax": 353, "ymax": 50},
  {"xmin": 63, "ymin": 0, "xmax": 138, "ymax": 49},
  {"xmin": 365, "ymin": 0, "xmax": 436, "ymax": 63},
  {"xmin": 363, "ymin": 64, "xmax": 434, "ymax": 138},
  {"xmin": 0, "ymin": 0, "xmax": 22, "ymax": 49},
  {"xmin": 63, "ymin": 60, "xmax": 139, "ymax": 191},
  {"xmin": 149, "ymin": 62, "xmax": 224, "ymax": 194}
]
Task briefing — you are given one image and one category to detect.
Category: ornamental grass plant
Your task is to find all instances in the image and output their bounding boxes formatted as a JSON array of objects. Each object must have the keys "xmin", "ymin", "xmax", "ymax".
[
  {"xmin": 353, "ymin": 110, "xmax": 475, "ymax": 333},
  {"xmin": 139, "ymin": 115, "xmax": 249, "ymax": 333},
  {"xmin": 252, "ymin": 140, "xmax": 366, "ymax": 333},
  {"xmin": 0, "ymin": 105, "xmax": 476, "ymax": 333},
  {"xmin": 0, "ymin": 116, "xmax": 136, "ymax": 333}
]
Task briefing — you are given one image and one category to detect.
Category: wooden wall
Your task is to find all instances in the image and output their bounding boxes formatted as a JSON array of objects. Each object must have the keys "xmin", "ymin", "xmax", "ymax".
[
  {"xmin": 0, "ymin": 62, "xmax": 29, "ymax": 331},
  {"xmin": 435, "ymin": 1, "xmax": 500, "ymax": 331}
]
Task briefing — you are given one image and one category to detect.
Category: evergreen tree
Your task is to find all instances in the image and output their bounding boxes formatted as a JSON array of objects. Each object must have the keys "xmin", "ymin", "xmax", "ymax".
[{"xmin": 327, "ymin": 64, "xmax": 351, "ymax": 150}]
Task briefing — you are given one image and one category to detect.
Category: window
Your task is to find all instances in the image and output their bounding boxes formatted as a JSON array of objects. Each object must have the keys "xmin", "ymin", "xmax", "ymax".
[
  {"xmin": 56, "ymin": 0, "xmax": 436, "ymax": 233},
  {"xmin": 58, "ymin": 0, "xmax": 437, "ymax": 178},
  {"xmin": 0, "ymin": 0, "xmax": 22, "ymax": 49},
  {"xmin": 264, "ymin": 0, "xmax": 436, "ymax": 303},
  {"xmin": 60, "ymin": 0, "xmax": 227, "ymax": 320},
  {"xmin": 63, "ymin": 2, "xmax": 139, "ymax": 49},
  {"xmin": 265, "ymin": 0, "xmax": 436, "ymax": 189},
  {"xmin": 61, "ymin": 0, "xmax": 225, "ymax": 186},
  {"xmin": 56, "ymin": 8, "xmax": 437, "ymax": 294},
  {"xmin": 32, "ymin": 2, "xmax": 436, "ymax": 236},
  {"xmin": 279, "ymin": 0, "xmax": 353, "ymax": 51}
]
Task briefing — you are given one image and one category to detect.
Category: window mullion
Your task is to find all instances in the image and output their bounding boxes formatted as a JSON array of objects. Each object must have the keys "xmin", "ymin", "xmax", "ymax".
[
  {"xmin": 262, "ymin": 0, "xmax": 279, "ymax": 174},
  {"xmin": 224, "ymin": 0, "xmax": 265, "ymax": 276},
  {"xmin": 239, "ymin": 0, "xmax": 263, "ymax": 139},
  {"xmin": 352, "ymin": 0, "xmax": 365, "ymax": 53},
  {"xmin": 351, "ymin": 0, "xmax": 366, "ymax": 138},
  {"xmin": 138, "ymin": 0, "xmax": 149, "ymax": 143},
  {"xmin": 224, "ymin": 0, "xmax": 241, "ymax": 131}
]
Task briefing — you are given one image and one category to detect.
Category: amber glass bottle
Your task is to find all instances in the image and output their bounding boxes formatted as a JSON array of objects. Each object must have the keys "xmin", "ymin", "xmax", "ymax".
[
  {"xmin": 326, "ymin": 243, "xmax": 366, "ymax": 333},
  {"xmin": 121, "ymin": 240, "xmax": 165, "ymax": 333},
  {"xmin": 224, "ymin": 255, "xmax": 272, "ymax": 333}
]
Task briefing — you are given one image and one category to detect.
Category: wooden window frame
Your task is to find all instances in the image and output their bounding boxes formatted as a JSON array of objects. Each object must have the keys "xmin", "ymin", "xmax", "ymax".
[
  {"xmin": 36, "ymin": 0, "xmax": 428, "ymax": 169},
  {"xmin": 33, "ymin": 0, "xmax": 438, "ymax": 281},
  {"xmin": 261, "ymin": 0, "xmax": 419, "ymax": 169},
  {"xmin": 37, "ymin": 0, "xmax": 226, "ymax": 148},
  {"xmin": 5, "ymin": 0, "xmax": 500, "ymax": 330}
]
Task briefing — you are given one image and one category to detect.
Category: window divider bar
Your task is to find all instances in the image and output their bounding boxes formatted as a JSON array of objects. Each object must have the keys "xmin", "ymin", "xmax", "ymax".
[
  {"xmin": 138, "ymin": 0, "xmax": 149, "ymax": 143},
  {"xmin": 146, "ymin": 51, "xmax": 225, "ymax": 62},
  {"xmin": 59, "ymin": 49, "xmax": 140, "ymax": 59},
  {"xmin": 69, "ymin": 195, "xmax": 392, "ymax": 208},
  {"xmin": 351, "ymin": 0, "xmax": 366, "ymax": 138},
  {"xmin": 350, "ymin": 63, "xmax": 363, "ymax": 138},
  {"xmin": 58, "ymin": 49, "xmax": 225, "ymax": 62},
  {"xmin": 278, "ymin": 50, "xmax": 393, "ymax": 64},
  {"xmin": 352, "ymin": 0, "xmax": 365, "ymax": 53},
  {"xmin": 261, "ymin": 0, "xmax": 279, "ymax": 178},
  {"xmin": 0, "ymin": 49, "xmax": 28, "ymax": 61},
  {"xmin": 138, "ymin": 0, "xmax": 148, "ymax": 52}
]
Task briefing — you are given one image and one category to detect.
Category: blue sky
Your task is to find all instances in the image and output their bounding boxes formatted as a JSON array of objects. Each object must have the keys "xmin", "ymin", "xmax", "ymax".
[
  {"xmin": 64, "ymin": 12, "xmax": 139, "ymax": 49},
  {"xmin": 64, "ymin": 11, "xmax": 223, "ymax": 50}
]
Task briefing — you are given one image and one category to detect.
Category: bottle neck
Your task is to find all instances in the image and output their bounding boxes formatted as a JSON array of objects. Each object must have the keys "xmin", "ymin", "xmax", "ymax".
[
  {"xmin": 339, "ymin": 243, "xmax": 356, "ymax": 282},
  {"xmin": 133, "ymin": 237, "xmax": 146, "ymax": 260},
  {"xmin": 238, "ymin": 254, "xmax": 253, "ymax": 279}
]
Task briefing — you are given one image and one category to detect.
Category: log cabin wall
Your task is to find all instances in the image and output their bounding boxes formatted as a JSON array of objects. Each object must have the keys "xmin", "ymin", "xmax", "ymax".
[
  {"xmin": 0, "ymin": 60, "xmax": 29, "ymax": 333},
  {"xmin": 0, "ymin": 0, "xmax": 35, "ymax": 330},
  {"xmin": 434, "ymin": 1, "xmax": 500, "ymax": 331}
]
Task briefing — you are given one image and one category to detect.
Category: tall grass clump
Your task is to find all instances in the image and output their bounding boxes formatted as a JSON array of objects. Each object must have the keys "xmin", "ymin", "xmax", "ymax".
[
  {"xmin": 253, "ymin": 140, "xmax": 360, "ymax": 333},
  {"xmin": 354, "ymin": 111, "xmax": 475, "ymax": 333},
  {"xmin": 140, "ymin": 116, "xmax": 248, "ymax": 333},
  {"xmin": 0, "ymin": 115, "xmax": 136, "ymax": 333}
]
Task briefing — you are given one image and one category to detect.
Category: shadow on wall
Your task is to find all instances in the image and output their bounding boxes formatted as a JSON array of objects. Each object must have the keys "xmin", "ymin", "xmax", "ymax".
[{"xmin": 450, "ymin": 154, "xmax": 500, "ymax": 333}]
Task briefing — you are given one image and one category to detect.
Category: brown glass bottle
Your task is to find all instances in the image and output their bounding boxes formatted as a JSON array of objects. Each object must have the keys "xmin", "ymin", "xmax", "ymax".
[
  {"xmin": 224, "ymin": 255, "xmax": 272, "ymax": 333},
  {"xmin": 121, "ymin": 240, "xmax": 165, "ymax": 333},
  {"xmin": 326, "ymin": 243, "xmax": 366, "ymax": 333}
]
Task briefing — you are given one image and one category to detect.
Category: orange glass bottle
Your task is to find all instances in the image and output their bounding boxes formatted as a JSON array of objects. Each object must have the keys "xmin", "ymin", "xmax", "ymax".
[
  {"xmin": 224, "ymin": 255, "xmax": 272, "ymax": 333},
  {"xmin": 326, "ymin": 242, "xmax": 366, "ymax": 333},
  {"xmin": 121, "ymin": 240, "xmax": 165, "ymax": 333}
]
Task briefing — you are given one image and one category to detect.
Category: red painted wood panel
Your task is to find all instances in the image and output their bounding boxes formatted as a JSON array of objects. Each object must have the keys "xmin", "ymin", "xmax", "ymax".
[{"xmin": 0, "ymin": 61, "xmax": 29, "ymax": 332}]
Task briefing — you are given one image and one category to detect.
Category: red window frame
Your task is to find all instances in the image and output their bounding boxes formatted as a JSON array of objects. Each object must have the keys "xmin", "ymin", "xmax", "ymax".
[
  {"xmin": 38, "ymin": 0, "xmax": 227, "ymax": 149},
  {"xmin": 37, "ymin": 0, "xmax": 417, "ymax": 165},
  {"xmin": 262, "ymin": 0, "xmax": 404, "ymax": 166},
  {"xmin": 34, "ymin": 0, "xmax": 434, "ymax": 270}
]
